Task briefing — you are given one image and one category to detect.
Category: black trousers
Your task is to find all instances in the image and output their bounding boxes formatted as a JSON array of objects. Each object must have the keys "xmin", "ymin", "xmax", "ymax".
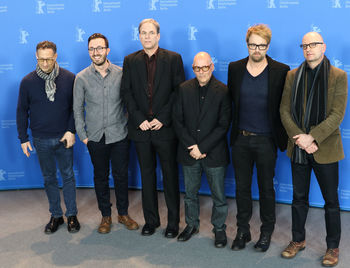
[
  {"xmin": 231, "ymin": 135, "xmax": 277, "ymax": 235},
  {"xmin": 135, "ymin": 138, "xmax": 180, "ymax": 228},
  {"xmin": 87, "ymin": 136, "xmax": 130, "ymax": 217},
  {"xmin": 291, "ymin": 155, "xmax": 341, "ymax": 248}
]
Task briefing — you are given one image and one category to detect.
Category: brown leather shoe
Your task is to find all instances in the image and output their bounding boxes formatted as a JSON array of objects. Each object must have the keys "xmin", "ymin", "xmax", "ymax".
[
  {"xmin": 98, "ymin": 216, "xmax": 112, "ymax": 234},
  {"xmin": 322, "ymin": 248, "xmax": 339, "ymax": 267},
  {"xmin": 281, "ymin": 240, "xmax": 306, "ymax": 258},
  {"xmin": 118, "ymin": 215, "xmax": 139, "ymax": 230}
]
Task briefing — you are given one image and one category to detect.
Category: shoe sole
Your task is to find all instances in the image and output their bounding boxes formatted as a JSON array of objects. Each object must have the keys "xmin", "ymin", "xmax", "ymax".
[
  {"xmin": 281, "ymin": 247, "xmax": 305, "ymax": 259},
  {"xmin": 215, "ymin": 242, "xmax": 227, "ymax": 248},
  {"xmin": 98, "ymin": 229, "xmax": 111, "ymax": 234},
  {"xmin": 231, "ymin": 237, "xmax": 251, "ymax": 251},
  {"xmin": 68, "ymin": 228, "xmax": 80, "ymax": 233}
]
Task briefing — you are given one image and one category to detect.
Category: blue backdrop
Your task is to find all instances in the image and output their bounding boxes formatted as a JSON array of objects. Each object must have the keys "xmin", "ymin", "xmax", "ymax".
[{"xmin": 1, "ymin": 0, "xmax": 350, "ymax": 210}]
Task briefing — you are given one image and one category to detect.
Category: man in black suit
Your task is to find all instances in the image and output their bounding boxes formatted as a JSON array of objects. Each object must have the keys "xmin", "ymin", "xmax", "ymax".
[
  {"xmin": 227, "ymin": 24, "xmax": 289, "ymax": 252},
  {"xmin": 173, "ymin": 52, "xmax": 231, "ymax": 247},
  {"xmin": 121, "ymin": 18, "xmax": 185, "ymax": 238}
]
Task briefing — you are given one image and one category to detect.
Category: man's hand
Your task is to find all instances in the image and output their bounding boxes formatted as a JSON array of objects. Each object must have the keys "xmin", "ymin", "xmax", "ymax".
[
  {"xmin": 150, "ymin": 118, "xmax": 163, "ymax": 131},
  {"xmin": 293, "ymin": 134, "xmax": 314, "ymax": 150},
  {"xmin": 60, "ymin": 131, "xmax": 76, "ymax": 148},
  {"xmin": 139, "ymin": 120, "xmax": 152, "ymax": 131},
  {"xmin": 305, "ymin": 142, "xmax": 318, "ymax": 154},
  {"xmin": 83, "ymin": 138, "xmax": 88, "ymax": 145},
  {"xmin": 188, "ymin": 144, "xmax": 206, "ymax": 160},
  {"xmin": 21, "ymin": 141, "xmax": 33, "ymax": 157}
]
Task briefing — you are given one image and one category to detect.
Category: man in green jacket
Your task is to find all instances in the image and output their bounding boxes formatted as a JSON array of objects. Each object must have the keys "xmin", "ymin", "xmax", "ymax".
[{"xmin": 280, "ymin": 32, "xmax": 347, "ymax": 267}]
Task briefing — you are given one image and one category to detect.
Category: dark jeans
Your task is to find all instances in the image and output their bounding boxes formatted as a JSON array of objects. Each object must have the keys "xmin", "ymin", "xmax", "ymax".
[
  {"xmin": 231, "ymin": 134, "xmax": 277, "ymax": 235},
  {"xmin": 87, "ymin": 136, "xmax": 129, "ymax": 217},
  {"xmin": 135, "ymin": 139, "xmax": 179, "ymax": 228},
  {"xmin": 33, "ymin": 137, "xmax": 77, "ymax": 218},
  {"xmin": 291, "ymin": 155, "xmax": 341, "ymax": 248},
  {"xmin": 182, "ymin": 161, "xmax": 227, "ymax": 232}
]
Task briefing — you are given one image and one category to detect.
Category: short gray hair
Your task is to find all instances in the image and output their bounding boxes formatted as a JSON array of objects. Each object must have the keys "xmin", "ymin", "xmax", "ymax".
[{"xmin": 138, "ymin": 18, "xmax": 160, "ymax": 34}]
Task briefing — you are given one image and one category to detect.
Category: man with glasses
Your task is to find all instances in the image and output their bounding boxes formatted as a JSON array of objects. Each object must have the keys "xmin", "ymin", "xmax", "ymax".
[
  {"xmin": 121, "ymin": 18, "xmax": 185, "ymax": 237},
  {"xmin": 227, "ymin": 24, "xmax": 289, "ymax": 251},
  {"xmin": 280, "ymin": 32, "xmax": 347, "ymax": 267},
  {"xmin": 173, "ymin": 52, "xmax": 231, "ymax": 247},
  {"xmin": 74, "ymin": 33, "xmax": 138, "ymax": 234},
  {"xmin": 16, "ymin": 40, "xmax": 80, "ymax": 234}
]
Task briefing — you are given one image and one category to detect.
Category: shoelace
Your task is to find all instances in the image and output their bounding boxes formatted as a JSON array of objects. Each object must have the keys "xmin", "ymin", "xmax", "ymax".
[
  {"xmin": 285, "ymin": 241, "xmax": 301, "ymax": 252},
  {"xmin": 325, "ymin": 249, "xmax": 338, "ymax": 258}
]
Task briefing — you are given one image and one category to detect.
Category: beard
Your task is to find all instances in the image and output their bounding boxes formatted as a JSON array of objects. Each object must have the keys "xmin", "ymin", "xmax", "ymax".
[
  {"xmin": 250, "ymin": 53, "xmax": 265, "ymax": 62},
  {"xmin": 91, "ymin": 54, "xmax": 107, "ymax": 66}
]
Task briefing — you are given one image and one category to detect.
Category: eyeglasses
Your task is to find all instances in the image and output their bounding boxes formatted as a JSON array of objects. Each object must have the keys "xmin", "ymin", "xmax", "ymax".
[
  {"xmin": 247, "ymin": 43, "xmax": 268, "ymax": 51},
  {"xmin": 88, "ymin": 46, "xmax": 107, "ymax": 53},
  {"xmin": 192, "ymin": 64, "xmax": 212, "ymax": 72},
  {"xmin": 37, "ymin": 58, "xmax": 56, "ymax": 63},
  {"xmin": 300, "ymin": 42, "xmax": 324, "ymax": 50}
]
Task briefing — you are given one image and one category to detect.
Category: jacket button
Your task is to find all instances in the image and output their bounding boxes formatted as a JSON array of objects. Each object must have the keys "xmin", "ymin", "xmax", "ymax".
[{"xmin": 197, "ymin": 129, "xmax": 200, "ymax": 132}]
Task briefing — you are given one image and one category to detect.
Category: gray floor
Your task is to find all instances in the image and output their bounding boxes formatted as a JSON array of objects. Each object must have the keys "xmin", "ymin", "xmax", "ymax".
[{"xmin": 0, "ymin": 189, "xmax": 349, "ymax": 268}]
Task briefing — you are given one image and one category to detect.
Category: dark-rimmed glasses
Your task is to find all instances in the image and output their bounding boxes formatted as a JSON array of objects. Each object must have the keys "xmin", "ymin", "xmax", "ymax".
[
  {"xmin": 300, "ymin": 42, "xmax": 323, "ymax": 50},
  {"xmin": 37, "ymin": 58, "xmax": 56, "ymax": 63},
  {"xmin": 247, "ymin": 43, "xmax": 268, "ymax": 51},
  {"xmin": 88, "ymin": 46, "xmax": 107, "ymax": 53},
  {"xmin": 192, "ymin": 64, "xmax": 212, "ymax": 72}
]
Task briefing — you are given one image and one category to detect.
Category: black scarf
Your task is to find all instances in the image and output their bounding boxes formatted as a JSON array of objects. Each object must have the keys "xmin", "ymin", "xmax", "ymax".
[{"xmin": 291, "ymin": 56, "xmax": 330, "ymax": 164}]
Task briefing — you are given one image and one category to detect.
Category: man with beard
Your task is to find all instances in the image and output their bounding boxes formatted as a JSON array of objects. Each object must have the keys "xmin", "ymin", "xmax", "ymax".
[
  {"xmin": 227, "ymin": 24, "xmax": 289, "ymax": 251},
  {"xmin": 121, "ymin": 19, "xmax": 185, "ymax": 237},
  {"xmin": 74, "ymin": 33, "xmax": 138, "ymax": 234},
  {"xmin": 16, "ymin": 40, "xmax": 80, "ymax": 234},
  {"xmin": 280, "ymin": 32, "xmax": 347, "ymax": 267}
]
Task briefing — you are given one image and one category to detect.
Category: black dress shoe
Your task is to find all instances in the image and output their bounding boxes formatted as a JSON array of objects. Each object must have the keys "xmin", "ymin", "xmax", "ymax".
[
  {"xmin": 164, "ymin": 226, "xmax": 179, "ymax": 238},
  {"xmin": 67, "ymin": 215, "xmax": 80, "ymax": 233},
  {"xmin": 177, "ymin": 225, "xmax": 199, "ymax": 242},
  {"xmin": 141, "ymin": 223, "xmax": 159, "ymax": 236},
  {"xmin": 214, "ymin": 230, "xmax": 227, "ymax": 248},
  {"xmin": 254, "ymin": 233, "xmax": 271, "ymax": 252},
  {"xmin": 231, "ymin": 232, "xmax": 251, "ymax": 250},
  {"xmin": 44, "ymin": 216, "xmax": 64, "ymax": 234}
]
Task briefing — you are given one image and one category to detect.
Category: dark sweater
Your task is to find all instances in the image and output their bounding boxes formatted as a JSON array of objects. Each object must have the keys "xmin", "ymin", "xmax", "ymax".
[
  {"xmin": 16, "ymin": 68, "xmax": 75, "ymax": 143},
  {"xmin": 238, "ymin": 67, "xmax": 271, "ymax": 135}
]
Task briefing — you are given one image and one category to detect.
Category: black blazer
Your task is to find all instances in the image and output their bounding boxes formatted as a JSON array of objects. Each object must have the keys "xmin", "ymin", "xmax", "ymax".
[
  {"xmin": 173, "ymin": 76, "xmax": 231, "ymax": 167},
  {"xmin": 121, "ymin": 48, "xmax": 185, "ymax": 142},
  {"xmin": 227, "ymin": 55, "xmax": 290, "ymax": 151}
]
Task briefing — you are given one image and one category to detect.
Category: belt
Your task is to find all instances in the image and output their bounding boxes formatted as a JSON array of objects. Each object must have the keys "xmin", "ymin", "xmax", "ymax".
[{"xmin": 240, "ymin": 130, "xmax": 258, "ymax": 136}]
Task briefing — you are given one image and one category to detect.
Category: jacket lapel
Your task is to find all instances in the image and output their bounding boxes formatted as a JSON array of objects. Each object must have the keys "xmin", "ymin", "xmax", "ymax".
[
  {"xmin": 135, "ymin": 52, "xmax": 148, "ymax": 95},
  {"xmin": 234, "ymin": 58, "xmax": 248, "ymax": 106},
  {"xmin": 188, "ymin": 79, "xmax": 200, "ymax": 120},
  {"xmin": 153, "ymin": 48, "xmax": 165, "ymax": 96}
]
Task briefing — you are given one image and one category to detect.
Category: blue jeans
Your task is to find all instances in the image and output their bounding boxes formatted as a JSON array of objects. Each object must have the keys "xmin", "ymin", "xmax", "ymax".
[
  {"xmin": 182, "ymin": 161, "xmax": 227, "ymax": 232},
  {"xmin": 33, "ymin": 137, "xmax": 77, "ymax": 218}
]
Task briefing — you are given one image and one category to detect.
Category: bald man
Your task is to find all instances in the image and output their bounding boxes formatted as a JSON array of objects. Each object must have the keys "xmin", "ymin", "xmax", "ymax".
[
  {"xmin": 280, "ymin": 32, "xmax": 347, "ymax": 266},
  {"xmin": 172, "ymin": 52, "xmax": 231, "ymax": 247}
]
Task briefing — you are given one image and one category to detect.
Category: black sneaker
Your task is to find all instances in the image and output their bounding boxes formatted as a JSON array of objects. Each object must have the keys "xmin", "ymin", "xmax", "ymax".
[
  {"xmin": 44, "ymin": 216, "xmax": 64, "ymax": 234},
  {"xmin": 67, "ymin": 215, "xmax": 80, "ymax": 233}
]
